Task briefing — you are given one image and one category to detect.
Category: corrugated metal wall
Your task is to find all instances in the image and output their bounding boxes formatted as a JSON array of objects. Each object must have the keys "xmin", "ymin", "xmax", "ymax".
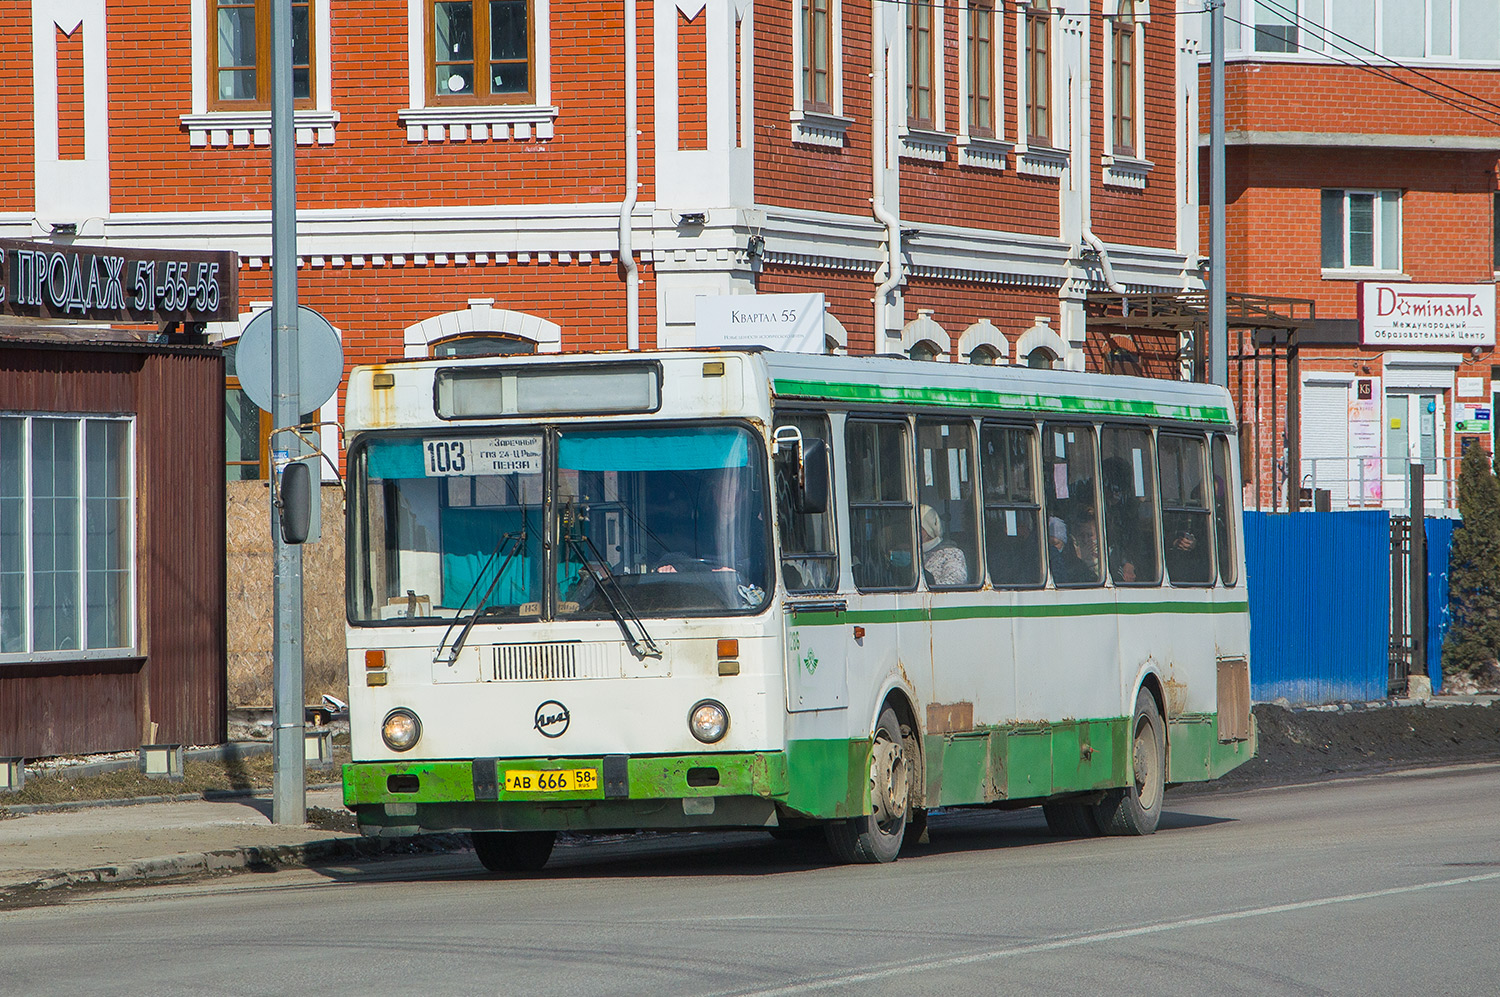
[
  {"xmin": 0, "ymin": 342, "xmax": 225, "ymax": 757},
  {"xmin": 1425, "ymin": 517, "xmax": 1458, "ymax": 693},
  {"xmin": 1244, "ymin": 511, "xmax": 1391, "ymax": 704}
]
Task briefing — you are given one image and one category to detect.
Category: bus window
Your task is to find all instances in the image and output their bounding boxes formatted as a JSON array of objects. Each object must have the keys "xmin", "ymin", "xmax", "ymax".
[
  {"xmin": 1042, "ymin": 423, "xmax": 1102, "ymax": 586},
  {"xmin": 1159, "ymin": 433, "xmax": 1214, "ymax": 585},
  {"xmin": 915, "ymin": 418, "xmax": 979, "ymax": 589},
  {"xmin": 774, "ymin": 413, "xmax": 839, "ymax": 593},
  {"xmin": 980, "ymin": 423, "xmax": 1044, "ymax": 587},
  {"xmin": 1100, "ymin": 426, "xmax": 1161, "ymax": 586},
  {"xmin": 1212, "ymin": 434, "xmax": 1238, "ymax": 586},
  {"xmin": 846, "ymin": 419, "xmax": 916, "ymax": 590}
]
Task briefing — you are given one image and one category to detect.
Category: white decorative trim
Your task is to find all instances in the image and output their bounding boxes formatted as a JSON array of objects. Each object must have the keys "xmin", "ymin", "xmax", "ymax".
[
  {"xmin": 824, "ymin": 312, "xmax": 849, "ymax": 354},
  {"xmin": 901, "ymin": 309, "xmax": 951, "ymax": 361},
  {"xmin": 1015, "ymin": 144, "xmax": 1070, "ymax": 177},
  {"xmin": 1102, "ymin": 153, "xmax": 1153, "ymax": 189},
  {"xmin": 957, "ymin": 318, "xmax": 1009, "ymax": 363},
  {"xmin": 182, "ymin": 110, "xmax": 340, "ymax": 148},
  {"xmin": 1321, "ymin": 269, "xmax": 1410, "ymax": 282},
  {"xmin": 899, "ymin": 127, "xmax": 952, "ymax": 162},
  {"xmin": 1014, "ymin": 316, "xmax": 1068, "ymax": 364},
  {"xmin": 790, "ymin": 110, "xmax": 854, "ymax": 148},
  {"xmin": 33, "ymin": 0, "xmax": 110, "ymax": 222},
  {"xmin": 956, "ymin": 135, "xmax": 1012, "ymax": 171},
  {"xmin": 398, "ymin": 105, "xmax": 559, "ymax": 143},
  {"xmin": 188, "ymin": 0, "xmax": 335, "ymax": 130},
  {"xmin": 404, "ymin": 300, "xmax": 562, "ymax": 358}
]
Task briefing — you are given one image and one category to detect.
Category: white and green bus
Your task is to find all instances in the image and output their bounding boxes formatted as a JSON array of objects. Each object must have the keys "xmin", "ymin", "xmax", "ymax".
[{"xmin": 341, "ymin": 349, "xmax": 1254, "ymax": 869}]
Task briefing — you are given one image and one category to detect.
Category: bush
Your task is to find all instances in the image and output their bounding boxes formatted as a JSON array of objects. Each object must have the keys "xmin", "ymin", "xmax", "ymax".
[{"xmin": 1442, "ymin": 445, "xmax": 1500, "ymax": 679}]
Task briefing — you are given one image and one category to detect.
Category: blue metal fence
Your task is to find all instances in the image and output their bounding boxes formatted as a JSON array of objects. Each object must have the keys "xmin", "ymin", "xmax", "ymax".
[
  {"xmin": 1425, "ymin": 517, "xmax": 1458, "ymax": 693},
  {"xmin": 1244, "ymin": 511, "xmax": 1392, "ymax": 704}
]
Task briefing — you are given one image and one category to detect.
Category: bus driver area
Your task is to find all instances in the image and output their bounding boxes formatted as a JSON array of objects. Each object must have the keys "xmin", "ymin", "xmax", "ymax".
[{"xmin": 340, "ymin": 350, "xmax": 1255, "ymax": 871}]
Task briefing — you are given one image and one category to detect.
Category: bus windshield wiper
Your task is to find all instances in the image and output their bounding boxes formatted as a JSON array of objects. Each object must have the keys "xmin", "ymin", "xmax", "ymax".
[
  {"xmin": 564, "ymin": 531, "xmax": 662, "ymax": 660},
  {"xmin": 434, "ymin": 528, "xmax": 527, "ymax": 666}
]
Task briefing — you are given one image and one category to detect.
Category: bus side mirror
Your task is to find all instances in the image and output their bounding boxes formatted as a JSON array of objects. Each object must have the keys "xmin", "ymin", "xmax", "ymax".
[
  {"xmin": 797, "ymin": 439, "xmax": 830, "ymax": 515},
  {"xmin": 279, "ymin": 461, "xmax": 312, "ymax": 545}
]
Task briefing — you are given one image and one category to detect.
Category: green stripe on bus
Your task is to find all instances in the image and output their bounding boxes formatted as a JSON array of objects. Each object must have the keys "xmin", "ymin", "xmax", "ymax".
[
  {"xmin": 771, "ymin": 378, "xmax": 1234, "ymax": 425},
  {"xmin": 789, "ymin": 600, "xmax": 1250, "ymax": 627}
]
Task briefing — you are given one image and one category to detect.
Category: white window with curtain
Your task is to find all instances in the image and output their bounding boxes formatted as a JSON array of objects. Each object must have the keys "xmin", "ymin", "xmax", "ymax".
[
  {"xmin": 0, "ymin": 415, "xmax": 135, "ymax": 659},
  {"xmin": 1228, "ymin": 0, "xmax": 1500, "ymax": 61},
  {"xmin": 1321, "ymin": 188, "xmax": 1402, "ymax": 275}
]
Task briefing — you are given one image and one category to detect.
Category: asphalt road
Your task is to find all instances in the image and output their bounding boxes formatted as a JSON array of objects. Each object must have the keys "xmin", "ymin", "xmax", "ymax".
[{"xmin": 4, "ymin": 764, "xmax": 1498, "ymax": 996}]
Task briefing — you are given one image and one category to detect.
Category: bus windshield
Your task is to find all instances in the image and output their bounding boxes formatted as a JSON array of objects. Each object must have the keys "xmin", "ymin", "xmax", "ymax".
[{"xmin": 349, "ymin": 424, "xmax": 770, "ymax": 625}]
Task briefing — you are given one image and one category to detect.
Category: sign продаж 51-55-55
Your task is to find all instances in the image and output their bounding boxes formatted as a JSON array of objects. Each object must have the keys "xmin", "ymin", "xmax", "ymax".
[{"xmin": 0, "ymin": 239, "xmax": 238, "ymax": 326}]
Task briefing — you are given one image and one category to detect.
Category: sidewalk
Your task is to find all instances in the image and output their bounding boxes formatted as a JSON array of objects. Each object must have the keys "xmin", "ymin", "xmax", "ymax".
[{"xmin": 0, "ymin": 786, "xmax": 462, "ymax": 903}]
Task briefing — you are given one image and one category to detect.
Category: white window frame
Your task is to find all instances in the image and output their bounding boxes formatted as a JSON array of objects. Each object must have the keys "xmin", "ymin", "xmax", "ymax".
[
  {"xmin": 183, "ymin": 0, "xmax": 340, "ymax": 148},
  {"xmin": 790, "ymin": 0, "xmax": 851, "ymax": 146},
  {"xmin": 1227, "ymin": 0, "xmax": 1500, "ymax": 64},
  {"xmin": 1321, "ymin": 187, "xmax": 1404, "ymax": 278},
  {"xmin": 0, "ymin": 414, "xmax": 137, "ymax": 662},
  {"xmin": 1014, "ymin": 0, "xmax": 1070, "ymax": 178},
  {"xmin": 1103, "ymin": 0, "xmax": 1153, "ymax": 187},
  {"xmin": 400, "ymin": 0, "xmax": 558, "ymax": 143},
  {"xmin": 956, "ymin": 0, "xmax": 1012, "ymax": 170},
  {"xmin": 899, "ymin": 0, "xmax": 951, "ymax": 161}
]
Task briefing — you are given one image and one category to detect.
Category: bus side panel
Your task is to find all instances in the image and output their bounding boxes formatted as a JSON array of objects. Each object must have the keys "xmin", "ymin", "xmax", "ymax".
[{"xmin": 780, "ymin": 737, "xmax": 872, "ymax": 819}]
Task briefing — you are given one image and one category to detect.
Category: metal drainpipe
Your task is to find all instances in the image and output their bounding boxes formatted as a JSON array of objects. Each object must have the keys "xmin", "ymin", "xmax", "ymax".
[
  {"xmin": 1081, "ymin": 227, "xmax": 1126, "ymax": 293},
  {"xmin": 621, "ymin": 0, "xmax": 640, "ymax": 350},
  {"xmin": 870, "ymin": 18, "xmax": 901, "ymax": 350}
]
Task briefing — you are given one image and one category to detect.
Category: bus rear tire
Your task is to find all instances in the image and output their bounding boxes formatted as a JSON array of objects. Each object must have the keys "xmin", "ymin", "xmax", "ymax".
[
  {"xmin": 824, "ymin": 707, "xmax": 909, "ymax": 864},
  {"xmin": 1093, "ymin": 688, "xmax": 1165, "ymax": 836},
  {"xmin": 472, "ymin": 830, "xmax": 556, "ymax": 872}
]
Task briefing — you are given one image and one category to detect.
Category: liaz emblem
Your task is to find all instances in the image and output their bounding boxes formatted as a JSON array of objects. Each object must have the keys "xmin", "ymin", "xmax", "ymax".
[
  {"xmin": 802, "ymin": 649, "xmax": 820, "ymax": 675},
  {"xmin": 534, "ymin": 700, "xmax": 570, "ymax": 738}
]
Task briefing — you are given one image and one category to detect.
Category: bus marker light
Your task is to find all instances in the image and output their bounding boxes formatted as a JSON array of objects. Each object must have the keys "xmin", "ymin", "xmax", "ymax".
[
  {"xmin": 853, "ymin": 626, "xmax": 866, "ymax": 641},
  {"xmin": 718, "ymin": 659, "xmax": 740, "ymax": 676},
  {"xmin": 688, "ymin": 700, "xmax": 729, "ymax": 743},
  {"xmin": 366, "ymin": 672, "xmax": 388, "ymax": 687},
  {"xmin": 365, "ymin": 649, "xmax": 386, "ymax": 669},
  {"xmin": 717, "ymin": 638, "xmax": 738, "ymax": 658},
  {"xmin": 702, "ymin": 361, "xmax": 725, "ymax": 377}
]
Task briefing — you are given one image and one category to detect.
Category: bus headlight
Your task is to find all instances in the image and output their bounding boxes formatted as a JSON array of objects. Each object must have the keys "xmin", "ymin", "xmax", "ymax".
[
  {"xmin": 382, "ymin": 708, "xmax": 422, "ymax": 751},
  {"xmin": 688, "ymin": 700, "xmax": 729, "ymax": 743}
]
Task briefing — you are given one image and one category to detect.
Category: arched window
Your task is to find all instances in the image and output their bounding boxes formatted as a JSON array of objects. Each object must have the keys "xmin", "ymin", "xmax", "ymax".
[
  {"xmin": 431, "ymin": 334, "xmax": 537, "ymax": 357},
  {"xmin": 968, "ymin": 344, "xmax": 1002, "ymax": 365},
  {"xmin": 909, "ymin": 340, "xmax": 942, "ymax": 362},
  {"xmin": 1027, "ymin": 347, "xmax": 1056, "ymax": 369}
]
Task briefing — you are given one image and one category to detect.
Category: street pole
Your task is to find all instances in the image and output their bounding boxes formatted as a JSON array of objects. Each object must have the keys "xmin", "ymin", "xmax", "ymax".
[
  {"xmin": 1209, "ymin": 0, "xmax": 1227, "ymax": 388},
  {"xmin": 270, "ymin": 0, "xmax": 306, "ymax": 824}
]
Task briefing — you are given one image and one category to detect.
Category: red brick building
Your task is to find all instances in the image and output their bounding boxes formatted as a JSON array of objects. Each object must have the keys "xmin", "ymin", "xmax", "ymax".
[
  {"xmin": 2, "ymin": 1, "xmax": 1205, "ymax": 713},
  {"xmin": 1206, "ymin": 1, "xmax": 1500, "ymax": 511}
]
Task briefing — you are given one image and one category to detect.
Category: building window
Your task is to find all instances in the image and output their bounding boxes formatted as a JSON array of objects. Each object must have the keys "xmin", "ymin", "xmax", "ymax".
[
  {"xmin": 1025, "ymin": 0, "xmax": 1051, "ymax": 144},
  {"xmin": 223, "ymin": 341, "xmax": 317, "ymax": 482},
  {"xmin": 1111, "ymin": 0, "xmax": 1137, "ymax": 155},
  {"xmin": 210, "ymin": 0, "xmax": 313, "ymax": 108},
  {"xmin": 428, "ymin": 0, "xmax": 534, "ymax": 103},
  {"xmin": 967, "ymin": 0, "xmax": 996, "ymax": 137},
  {"xmin": 1027, "ymin": 346, "xmax": 1056, "ymax": 369},
  {"xmin": 1321, "ymin": 188, "xmax": 1401, "ymax": 271},
  {"xmin": 1253, "ymin": 0, "xmax": 1297, "ymax": 53},
  {"xmin": 803, "ymin": 0, "xmax": 832, "ymax": 112},
  {"xmin": 908, "ymin": 0, "xmax": 936, "ymax": 127},
  {"xmin": 431, "ymin": 334, "xmax": 538, "ymax": 357},
  {"xmin": 0, "ymin": 415, "xmax": 134, "ymax": 657}
]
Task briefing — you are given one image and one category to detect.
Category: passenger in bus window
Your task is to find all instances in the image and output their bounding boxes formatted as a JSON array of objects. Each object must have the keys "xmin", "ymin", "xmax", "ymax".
[
  {"xmin": 1071, "ymin": 515, "xmax": 1101, "ymax": 578},
  {"xmin": 1048, "ymin": 516, "xmax": 1088, "ymax": 584},
  {"xmin": 919, "ymin": 504, "xmax": 967, "ymax": 586}
]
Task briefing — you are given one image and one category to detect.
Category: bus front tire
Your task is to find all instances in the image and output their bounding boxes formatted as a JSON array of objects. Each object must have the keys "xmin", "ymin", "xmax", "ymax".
[
  {"xmin": 472, "ymin": 830, "xmax": 556, "ymax": 872},
  {"xmin": 825, "ymin": 707, "xmax": 909, "ymax": 864},
  {"xmin": 1093, "ymin": 689, "xmax": 1165, "ymax": 836},
  {"xmin": 1042, "ymin": 801, "xmax": 1101, "ymax": 837}
]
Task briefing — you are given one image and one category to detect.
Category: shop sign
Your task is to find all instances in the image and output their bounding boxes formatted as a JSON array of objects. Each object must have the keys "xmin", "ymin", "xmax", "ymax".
[
  {"xmin": 1455, "ymin": 403, "xmax": 1492, "ymax": 434},
  {"xmin": 0, "ymin": 239, "xmax": 238, "ymax": 326},
  {"xmin": 694, "ymin": 293, "xmax": 826, "ymax": 353},
  {"xmin": 1360, "ymin": 283, "xmax": 1496, "ymax": 347}
]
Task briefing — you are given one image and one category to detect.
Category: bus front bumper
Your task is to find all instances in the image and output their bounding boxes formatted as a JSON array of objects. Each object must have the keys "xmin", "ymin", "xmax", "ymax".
[{"xmin": 343, "ymin": 752, "xmax": 793, "ymax": 836}]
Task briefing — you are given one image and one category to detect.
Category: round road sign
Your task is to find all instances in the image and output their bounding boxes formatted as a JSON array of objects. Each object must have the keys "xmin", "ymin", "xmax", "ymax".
[{"xmin": 235, "ymin": 305, "xmax": 344, "ymax": 413}]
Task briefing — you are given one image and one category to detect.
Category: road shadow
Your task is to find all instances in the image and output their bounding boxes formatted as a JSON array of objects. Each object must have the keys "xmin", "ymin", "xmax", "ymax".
[{"xmin": 305, "ymin": 803, "xmax": 1237, "ymax": 885}]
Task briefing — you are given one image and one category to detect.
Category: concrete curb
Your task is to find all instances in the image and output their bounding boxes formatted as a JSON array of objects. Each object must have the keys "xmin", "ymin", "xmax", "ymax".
[
  {"xmin": 0, "ymin": 783, "xmax": 344, "ymax": 816},
  {"xmin": 0, "ymin": 833, "xmax": 470, "ymax": 905}
]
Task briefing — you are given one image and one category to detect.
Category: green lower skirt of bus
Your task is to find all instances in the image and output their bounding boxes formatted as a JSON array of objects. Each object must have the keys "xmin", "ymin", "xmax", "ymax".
[{"xmin": 343, "ymin": 713, "xmax": 1256, "ymax": 831}]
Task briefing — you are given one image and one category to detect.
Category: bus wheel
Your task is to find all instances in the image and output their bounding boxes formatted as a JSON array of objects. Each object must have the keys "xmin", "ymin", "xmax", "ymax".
[
  {"xmin": 825, "ymin": 707, "xmax": 908, "ymax": 864},
  {"xmin": 1042, "ymin": 801, "xmax": 1101, "ymax": 837},
  {"xmin": 1093, "ymin": 689, "xmax": 1165, "ymax": 836},
  {"xmin": 472, "ymin": 830, "xmax": 556, "ymax": 872}
]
